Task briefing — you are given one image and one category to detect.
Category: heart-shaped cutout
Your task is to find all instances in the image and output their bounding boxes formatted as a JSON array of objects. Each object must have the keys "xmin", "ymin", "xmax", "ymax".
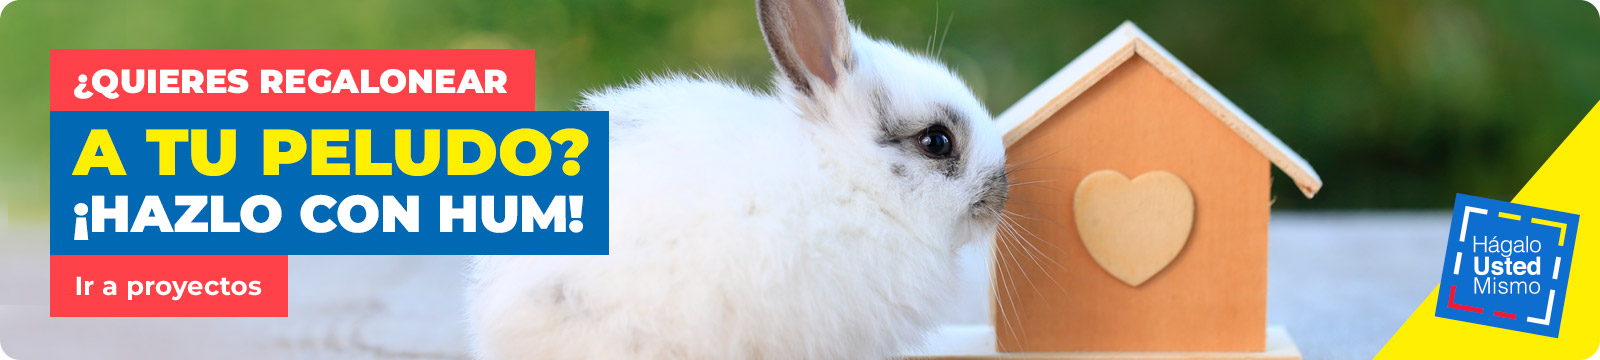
[{"xmin": 1073, "ymin": 170, "xmax": 1194, "ymax": 287}]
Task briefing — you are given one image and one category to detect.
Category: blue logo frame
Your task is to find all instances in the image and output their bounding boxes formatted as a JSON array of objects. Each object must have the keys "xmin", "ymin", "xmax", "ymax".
[{"xmin": 1435, "ymin": 194, "xmax": 1579, "ymax": 337}]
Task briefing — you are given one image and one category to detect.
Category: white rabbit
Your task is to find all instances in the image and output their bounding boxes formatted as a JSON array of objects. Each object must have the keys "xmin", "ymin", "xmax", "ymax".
[{"xmin": 467, "ymin": 0, "xmax": 1008, "ymax": 358}]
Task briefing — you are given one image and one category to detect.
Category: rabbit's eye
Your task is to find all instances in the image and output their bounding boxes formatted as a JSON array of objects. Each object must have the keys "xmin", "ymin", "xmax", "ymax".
[{"xmin": 917, "ymin": 126, "xmax": 956, "ymax": 159}]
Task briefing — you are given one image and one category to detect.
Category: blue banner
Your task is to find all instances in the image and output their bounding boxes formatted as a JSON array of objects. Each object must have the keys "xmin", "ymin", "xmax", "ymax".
[{"xmin": 50, "ymin": 111, "xmax": 609, "ymax": 255}]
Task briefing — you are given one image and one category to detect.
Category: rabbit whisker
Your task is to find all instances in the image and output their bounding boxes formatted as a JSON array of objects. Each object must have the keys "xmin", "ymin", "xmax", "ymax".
[
  {"xmin": 937, "ymin": 12, "xmax": 955, "ymax": 58},
  {"xmin": 992, "ymin": 227, "xmax": 1029, "ymax": 342},
  {"xmin": 1008, "ymin": 179, "xmax": 1056, "ymax": 187},
  {"xmin": 1002, "ymin": 216, "xmax": 1066, "ymax": 275}
]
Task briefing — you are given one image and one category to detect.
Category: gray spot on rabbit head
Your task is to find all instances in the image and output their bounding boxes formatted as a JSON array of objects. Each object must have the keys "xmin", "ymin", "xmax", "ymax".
[
  {"xmin": 871, "ymin": 86, "xmax": 892, "ymax": 141},
  {"xmin": 837, "ymin": 183, "xmax": 867, "ymax": 205},
  {"xmin": 875, "ymin": 100, "xmax": 969, "ymax": 178},
  {"xmin": 864, "ymin": 70, "xmax": 1007, "ymax": 225},
  {"xmin": 549, "ymin": 282, "xmax": 568, "ymax": 304},
  {"xmin": 931, "ymin": 105, "xmax": 967, "ymax": 178}
]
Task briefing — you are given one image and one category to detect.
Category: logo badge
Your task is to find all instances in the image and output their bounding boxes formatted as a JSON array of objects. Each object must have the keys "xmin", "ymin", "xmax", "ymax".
[{"xmin": 1435, "ymin": 194, "xmax": 1579, "ymax": 337}]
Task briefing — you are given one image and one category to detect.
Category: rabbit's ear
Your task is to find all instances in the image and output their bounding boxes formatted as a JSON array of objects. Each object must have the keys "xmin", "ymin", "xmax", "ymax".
[{"xmin": 757, "ymin": 0, "xmax": 852, "ymax": 96}]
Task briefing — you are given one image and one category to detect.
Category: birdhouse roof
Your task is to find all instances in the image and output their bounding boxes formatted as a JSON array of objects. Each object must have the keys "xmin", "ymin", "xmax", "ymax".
[{"xmin": 996, "ymin": 21, "xmax": 1322, "ymax": 198}]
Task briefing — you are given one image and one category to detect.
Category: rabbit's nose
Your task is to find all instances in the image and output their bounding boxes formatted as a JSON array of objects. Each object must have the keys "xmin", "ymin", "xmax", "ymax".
[{"xmin": 972, "ymin": 170, "xmax": 1009, "ymax": 218}]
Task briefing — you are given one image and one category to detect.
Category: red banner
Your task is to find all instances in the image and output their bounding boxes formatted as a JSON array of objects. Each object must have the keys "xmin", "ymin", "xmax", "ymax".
[
  {"xmin": 50, "ymin": 255, "xmax": 288, "ymax": 317},
  {"xmin": 50, "ymin": 49, "xmax": 536, "ymax": 111}
]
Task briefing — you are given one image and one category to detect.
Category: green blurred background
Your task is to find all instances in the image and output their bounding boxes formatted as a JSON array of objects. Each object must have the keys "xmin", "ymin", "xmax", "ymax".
[{"xmin": 2, "ymin": 0, "xmax": 1599, "ymax": 218}]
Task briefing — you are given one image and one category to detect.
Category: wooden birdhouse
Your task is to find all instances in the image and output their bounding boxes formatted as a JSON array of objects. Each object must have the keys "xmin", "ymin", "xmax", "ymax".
[{"xmin": 908, "ymin": 21, "xmax": 1320, "ymax": 359}]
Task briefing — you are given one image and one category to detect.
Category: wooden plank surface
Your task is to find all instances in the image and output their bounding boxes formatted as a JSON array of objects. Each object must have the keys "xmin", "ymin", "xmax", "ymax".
[{"xmin": 902, "ymin": 325, "xmax": 1299, "ymax": 360}]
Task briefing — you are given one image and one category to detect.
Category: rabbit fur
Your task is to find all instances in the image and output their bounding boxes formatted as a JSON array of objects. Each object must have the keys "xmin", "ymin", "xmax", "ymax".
[{"xmin": 468, "ymin": 0, "xmax": 1009, "ymax": 358}]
